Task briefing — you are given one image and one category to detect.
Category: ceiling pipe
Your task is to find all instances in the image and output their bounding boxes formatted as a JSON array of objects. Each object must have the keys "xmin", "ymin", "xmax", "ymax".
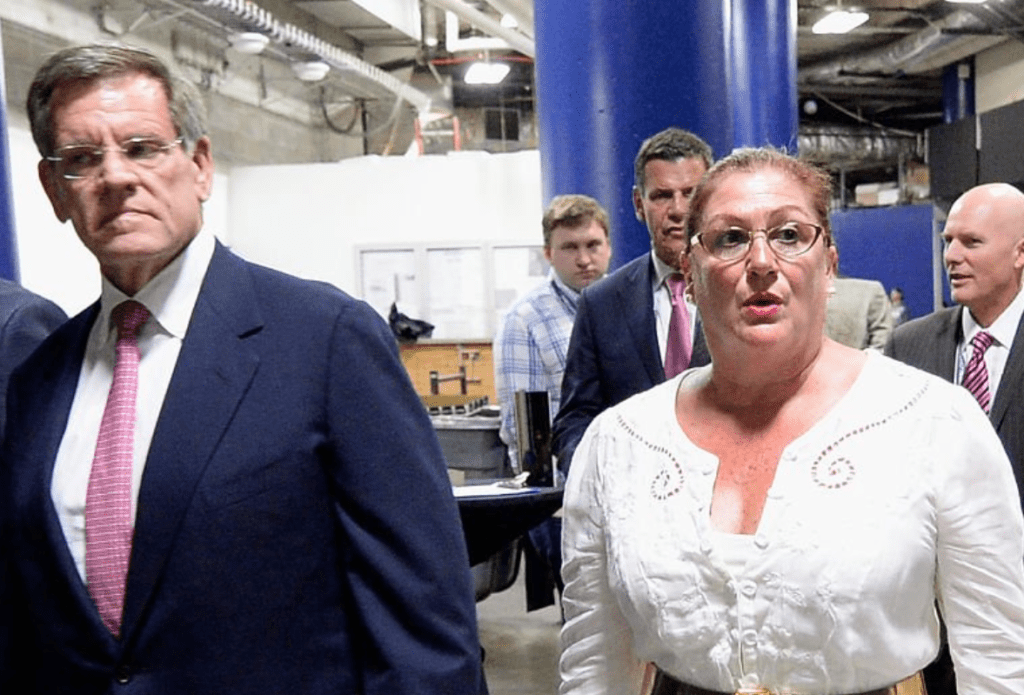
[
  {"xmin": 481, "ymin": 0, "xmax": 534, "ymax": 39},
  {"xmin": 196, "ymin": 0, "xmax": 433, "ymax": 113},
  {"xmin": 422, "ymin": 0, "xmax": 535, "ymax": 57}
]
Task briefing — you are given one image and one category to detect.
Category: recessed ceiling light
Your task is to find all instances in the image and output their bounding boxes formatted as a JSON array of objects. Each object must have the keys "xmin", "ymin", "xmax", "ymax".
[{"xmin": 812, "ymin": 9, "xmax": 869, "ymax": 34}]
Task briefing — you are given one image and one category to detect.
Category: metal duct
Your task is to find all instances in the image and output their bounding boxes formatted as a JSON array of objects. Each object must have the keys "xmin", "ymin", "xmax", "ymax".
[
  {"xmin": 799, "ymin": 10, "xmax": 1004, "ymax": 86},
  {"xmin": 799, "ymin": 126, "xmax": 923, "ymax": 168}
]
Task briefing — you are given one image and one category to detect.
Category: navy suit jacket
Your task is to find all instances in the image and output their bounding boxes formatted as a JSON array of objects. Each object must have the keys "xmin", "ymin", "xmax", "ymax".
[
  {"xmin": 0, "ymin": 242, "xmax": 482, "ymax": 694},
  {"xmin": 885, "ymin": 305, "xmax": 1024, "ymax": 508},
  {"xmin": 0, "ymin": 278, "xmax": 66, "ymax": 438},
  {"xmin": 552, "ymin": 253, "xmax": 710, "ymax": 472}
]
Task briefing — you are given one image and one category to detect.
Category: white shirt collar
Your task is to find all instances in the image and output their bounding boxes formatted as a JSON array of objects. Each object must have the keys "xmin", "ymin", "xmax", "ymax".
[
  {"xmin": 963, "ymin": 284, "xmax": 1024, "ymax": 349},
  {"xmin": 97, "ymin": 227, "xmax": 216, "ymax": 343},
  {"xmin": 650, "ymin": 251, "xmax": 678, "ymax": 290}
]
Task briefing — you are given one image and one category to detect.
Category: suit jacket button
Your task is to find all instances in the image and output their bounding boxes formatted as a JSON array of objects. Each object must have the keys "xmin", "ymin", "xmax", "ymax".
[{"xmin": 115, "ymin": 665, "xmax": 131, "ymax": 684}]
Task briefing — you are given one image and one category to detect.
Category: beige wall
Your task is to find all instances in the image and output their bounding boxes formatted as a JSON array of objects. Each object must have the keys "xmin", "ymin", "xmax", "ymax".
[{"xmin": 975, "ymin": 40, "xmax": 1024, "ymax": 114}]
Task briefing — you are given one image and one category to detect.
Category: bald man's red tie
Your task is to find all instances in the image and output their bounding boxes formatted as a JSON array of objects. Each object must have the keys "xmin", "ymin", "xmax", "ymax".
[
  {"xmin": 962, "ymin": 331, "xmax": 995, "ymax": 413},
  {"xmin": 86, "ymin": 300, "xmax": 149, "ymax": 636}
]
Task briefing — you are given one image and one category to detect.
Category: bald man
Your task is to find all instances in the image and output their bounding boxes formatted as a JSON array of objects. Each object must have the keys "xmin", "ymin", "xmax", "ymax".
[{"xmin": 885, "ymin": 183, "xmax": 1024, "ymax": 695}]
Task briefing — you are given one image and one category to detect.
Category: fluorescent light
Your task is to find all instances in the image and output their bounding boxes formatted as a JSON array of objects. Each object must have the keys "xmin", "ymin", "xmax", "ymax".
[
  {"xmin": 812, "ymin": 9, "xmax": 869, "ymax": 34},
  {"xmin": 945, "ymin": 0, "xmax": 987, "ymax": 3},
  {"xmin": 464, "ymin": 62, "xmax": 510, "ymax": 85}
]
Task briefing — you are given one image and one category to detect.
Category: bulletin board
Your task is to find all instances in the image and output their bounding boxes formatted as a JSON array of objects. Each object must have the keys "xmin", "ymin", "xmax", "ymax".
[{"xmin": 357, "ymin": 242, "xmax": 548, "ymax": 340}]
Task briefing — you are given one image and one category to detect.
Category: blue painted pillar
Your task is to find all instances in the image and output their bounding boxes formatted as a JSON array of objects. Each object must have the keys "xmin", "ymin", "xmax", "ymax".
[
  {"xmin": 535, "ymin": 0, "xmax": 797, "ymax": 269},
  {"xmin": 0, "ymin": 31, "xmax": 20, "ymax": 281}
]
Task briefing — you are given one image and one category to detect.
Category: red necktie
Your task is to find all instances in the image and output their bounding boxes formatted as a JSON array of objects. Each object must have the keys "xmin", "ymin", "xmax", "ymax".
[
  {"xmin": 86, "ymin": 300, "xmax": 149, "ymax": 636},
  {"xmin": 664, "ymin": 274, "xmax": 692, "ymax": 378},
  {"xmin": 961, "ymin": 330, "xmax": 995, "ymax": 413}
]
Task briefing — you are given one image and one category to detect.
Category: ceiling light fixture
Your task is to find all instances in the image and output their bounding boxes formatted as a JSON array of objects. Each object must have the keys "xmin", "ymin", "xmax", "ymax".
[
  {"xmin": 228, "ymin": 32, "xmax": 270, "ymax": 55},
  {"xmin": 292, "ymin": 60, "xmax": 331, "ymax": 82},
  {"xmin": 945, "ymin": 0, "xmax": 987, "ymax": 4},
  {"xmin": 811, "ymin": 9, "xmax": 869, "ymax": 34},
  {"xmin": 464, "ymin": 61, "xmax": 510, "ymax": 85}
]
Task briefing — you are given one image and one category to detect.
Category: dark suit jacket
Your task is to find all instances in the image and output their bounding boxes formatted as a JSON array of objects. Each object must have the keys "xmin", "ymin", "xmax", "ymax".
[
  {"xmin": 0, "ymin": 278, "xmax": 66, "ymax": 438},
  {"xmin": 552, "ymin": 253, "xmax": 710, "ymax": 473},
  {"xmin": 885, "ymin": 305, "xmax": 1024, "ymax": 506},
  {"xmin": 0, "ymin": 242, "xmax": 482, "ymax": 695}
]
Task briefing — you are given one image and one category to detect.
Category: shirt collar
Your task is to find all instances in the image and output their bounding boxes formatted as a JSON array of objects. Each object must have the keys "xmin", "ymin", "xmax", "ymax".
[
  {"xmin": 549, "ymin": 269, "xmax": 581, "ymax": 311},
  {"xmin": 98, "ymin": 227, "xmax": 216, "ymax": 342},
  {"xmin": 963, "ymin": 284, "xmax": 1024, "ymax": 348},
  {"xmin": 650, "ymin": 251, "xmax": 679, "ymax": 290}
]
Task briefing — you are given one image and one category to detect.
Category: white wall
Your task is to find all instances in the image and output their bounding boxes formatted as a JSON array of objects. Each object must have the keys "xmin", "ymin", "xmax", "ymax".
[
  {"xmin": 226, "ymin": 149, "xmax": 542, "ymax": 293},
  {"xmin": 7, "ymin": 120, "xmax": 542, "ymax": 317}
]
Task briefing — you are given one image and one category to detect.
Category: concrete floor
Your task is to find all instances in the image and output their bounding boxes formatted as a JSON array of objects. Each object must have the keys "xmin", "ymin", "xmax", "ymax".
[{"xmin": 477, "ymin": 570, "xmax": 561, "ymax": 695}]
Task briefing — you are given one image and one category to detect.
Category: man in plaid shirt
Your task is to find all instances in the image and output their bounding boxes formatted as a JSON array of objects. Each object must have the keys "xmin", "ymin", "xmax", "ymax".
[{"xmin": 493, "ymin": 194, "xmax": 612, "ymax": 608}]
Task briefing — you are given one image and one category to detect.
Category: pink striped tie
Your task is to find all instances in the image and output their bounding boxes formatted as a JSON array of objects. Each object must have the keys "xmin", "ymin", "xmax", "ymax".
[
  {"xmin": 664, "ymin": 274, "xmax": 692, "ymax": 378},
  {"xmin": 962, "ymin": 330, "xmax": 995, "ymax": 413},
  {"xmin": 86, "ymin": 300, "xmax": 149, "ymax": 636}
]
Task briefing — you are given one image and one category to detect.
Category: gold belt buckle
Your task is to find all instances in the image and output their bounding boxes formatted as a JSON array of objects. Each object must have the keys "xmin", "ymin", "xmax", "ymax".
[{"xmin": 735, "ymin": 688, "xmax": 772, "ymax": 695}]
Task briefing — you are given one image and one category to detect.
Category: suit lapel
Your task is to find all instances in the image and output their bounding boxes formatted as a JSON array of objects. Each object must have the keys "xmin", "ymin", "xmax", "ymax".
[
  {"xmin": 26, "ymin": 306, "xmax": 110, "ymax": 627},
  {"xmin": 690, "ymin": 314, "xmax": 711, "ymax": 368},
  {"xmin": 935, "ymin": 307, "xmax": 961, "ymax": 381},
  {"xmin": 990, "ymin": 309, "xmax": 1024, "ymax": 428},
  {"xmin": 120, "ymin": 244, "xmax": 262, "ymax": 637},
  {"xmin": 616, "ymin": 255, "xmax": 663, "ymax": 384}
]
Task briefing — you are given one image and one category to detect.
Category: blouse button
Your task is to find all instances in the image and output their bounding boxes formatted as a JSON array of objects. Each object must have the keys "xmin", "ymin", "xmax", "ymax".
[
  {"xmin": 740, "ymin": 580, "xmax": 757, "ymax": 597},
  {"xmin": 754, "ymin": 535, "xmax": 769, "ymax": 549},
  {"xmin": 742, "ymin": 630, "xmax": 758, "ymax": 646}
]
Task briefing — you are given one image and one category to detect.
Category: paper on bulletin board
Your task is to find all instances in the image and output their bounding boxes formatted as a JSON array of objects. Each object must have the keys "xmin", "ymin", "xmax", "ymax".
[
  {"xmin": 427, "ymin": 247, "xmax": 486, "ymax": 338},
  {"xmin": 360, "ymin": 248, "xmax": 417, "ymax": 320}
]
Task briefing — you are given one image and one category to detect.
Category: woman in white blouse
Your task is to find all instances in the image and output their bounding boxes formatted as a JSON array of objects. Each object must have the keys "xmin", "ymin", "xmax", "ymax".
[{"xmin": 559, "ymin": 147, "xmax": 1024, "ymax": 695}]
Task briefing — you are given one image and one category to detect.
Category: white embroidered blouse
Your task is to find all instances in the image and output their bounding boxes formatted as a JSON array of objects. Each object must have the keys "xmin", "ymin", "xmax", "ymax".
[{"xmin": 560, "ymin": 352, "xmax": 1024, "ymax": 695}]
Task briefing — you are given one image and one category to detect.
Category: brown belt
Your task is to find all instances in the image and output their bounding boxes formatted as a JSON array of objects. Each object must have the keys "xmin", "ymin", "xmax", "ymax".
[{"xmin": 650, "ymin": 669, "xmax": 927, "ymax": 695}]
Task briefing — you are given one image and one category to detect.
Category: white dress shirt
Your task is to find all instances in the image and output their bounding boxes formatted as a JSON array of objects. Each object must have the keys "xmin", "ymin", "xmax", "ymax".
[
  {"xmin": 560, "ymin": 351, "xmax": 1024, "ymax": 695},
  {"xmin": 956, "ymin": 285, "xmax": 1024, "ymax": 397},
  {"xmin": 650, "ymin": 253, "xmax": 698, "ymax": 365},
  {"xmin": 51, "ymin": 229, "xmax": 215, "ymax": 581}
]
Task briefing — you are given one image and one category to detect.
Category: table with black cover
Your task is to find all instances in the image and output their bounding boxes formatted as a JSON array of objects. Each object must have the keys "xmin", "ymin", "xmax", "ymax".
[{"xmin": 456, "ymin": 485, "xmax": 563, "ymax": 567}]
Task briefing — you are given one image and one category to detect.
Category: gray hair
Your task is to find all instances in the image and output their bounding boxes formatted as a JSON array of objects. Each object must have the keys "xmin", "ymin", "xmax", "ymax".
[{"xmin": 27, "ymin": 43, "xmax": 207, "ymax": 157}]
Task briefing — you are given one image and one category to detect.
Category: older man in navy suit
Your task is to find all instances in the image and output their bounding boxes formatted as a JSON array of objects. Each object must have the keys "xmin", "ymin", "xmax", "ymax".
[
  {"xmin": 0, "ymin": 44, "xmax": 482, "ymax": 694},
  {"xmin": 552, "ymin": 128, "xmax": 713, "ymax": 473}
]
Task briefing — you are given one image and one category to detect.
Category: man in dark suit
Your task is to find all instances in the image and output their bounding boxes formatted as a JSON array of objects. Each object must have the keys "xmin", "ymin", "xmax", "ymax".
[
  {"xmin": 0, "ymin": 44, "xmax": 482, "ymax": 694},
  {"xmin": 0, "ymin": 279, "xmax": 66, "ymax": 436},
  {"xmin": 885, "ymin": 182, "xmax": 1024, "ymax": 695},
  {"xmin": 552, "ymin": 128, "xmax": 713, "ymax": 473}
]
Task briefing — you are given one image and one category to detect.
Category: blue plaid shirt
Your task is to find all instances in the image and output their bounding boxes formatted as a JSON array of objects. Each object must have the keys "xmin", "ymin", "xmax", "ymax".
[{"xmin": 493, "ymin": 271, "xmax": 580, "ymax": 469}]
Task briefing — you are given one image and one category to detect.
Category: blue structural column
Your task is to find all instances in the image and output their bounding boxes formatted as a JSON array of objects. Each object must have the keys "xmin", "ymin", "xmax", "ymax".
[
  {"xmin": 535, "ymin": 0, "xmax": 796, "ymax": 269},
  {"xmin": 0, "ymin": 31, "xmax": 21, "ymax": 281}
]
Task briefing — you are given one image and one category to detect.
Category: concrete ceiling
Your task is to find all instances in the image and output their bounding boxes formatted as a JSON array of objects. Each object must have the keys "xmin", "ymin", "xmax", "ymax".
[{"xmin": 5, "ymin": 0, "xmax": 1024, "ymax": 176}]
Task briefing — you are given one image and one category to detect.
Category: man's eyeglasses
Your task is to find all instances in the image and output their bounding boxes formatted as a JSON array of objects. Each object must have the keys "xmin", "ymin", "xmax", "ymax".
[
  {"xmin": 692, "ymin": 222, "xmax": 824, "ymax": 262},
  {"xmin": 47, "ymin": 136, "xmax": 184, "ymax": 180}
]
